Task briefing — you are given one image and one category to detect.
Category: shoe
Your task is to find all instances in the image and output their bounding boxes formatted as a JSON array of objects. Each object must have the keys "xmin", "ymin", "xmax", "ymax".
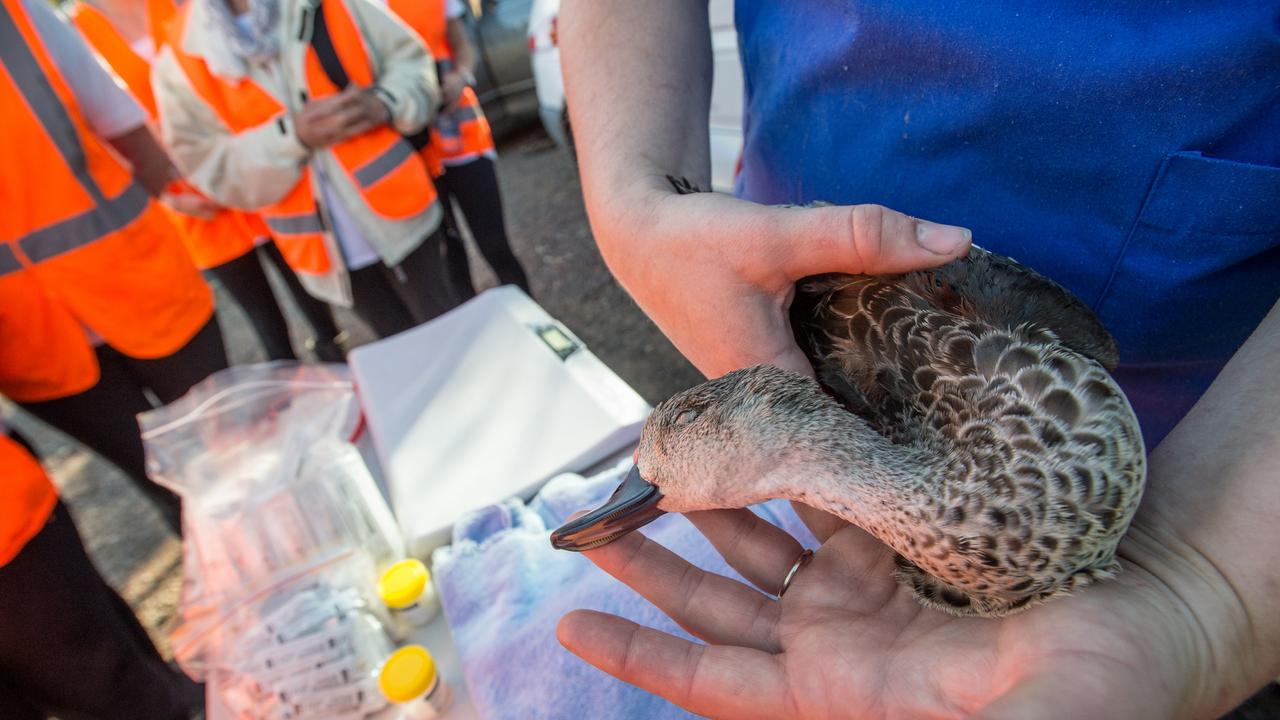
[{"xmin": 306, "ymin": 330, "xmax": 350, "ymax": 362}]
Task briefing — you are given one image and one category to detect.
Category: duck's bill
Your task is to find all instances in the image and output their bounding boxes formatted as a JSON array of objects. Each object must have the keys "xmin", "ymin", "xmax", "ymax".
[{"xmin": 550, "ymin": 465, "xmax": 665, "ymax": 551}]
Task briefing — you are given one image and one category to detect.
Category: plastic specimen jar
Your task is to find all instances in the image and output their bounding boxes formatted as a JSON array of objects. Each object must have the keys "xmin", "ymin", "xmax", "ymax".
[
  {"xmin": 377, "ymin": 559, "xmax": 439, "ymax": 637},
  {"xmin": 377, "ymin": 645, "xmax": 453, "ymax": 719}
]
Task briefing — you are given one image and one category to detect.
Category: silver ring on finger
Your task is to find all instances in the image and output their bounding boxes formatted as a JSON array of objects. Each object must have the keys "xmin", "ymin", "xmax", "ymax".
[{"xmin": 778, "ymin": 549, "xmax": 814, "ymax": 598}]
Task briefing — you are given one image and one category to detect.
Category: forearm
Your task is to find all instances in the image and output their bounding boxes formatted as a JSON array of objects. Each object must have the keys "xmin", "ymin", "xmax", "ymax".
[
  {"xmin": 445, "ymin": 19, "xmax": 477, "ymax": 77},
  {"xmin": 165, "ymin": 114, "xmax": 308, "ymax": 210},
  {"xmin": 153, "ymin": 52, "xmax": 308, "ymax": 209},
  {"xmin": 106, "ymin": 124, "xmax": 175, "ymax": 196},
  {"xmin": 1123, "ymin": 300, "xmax": 1280, "ymax": 717},
  {"xmin": 352, "ymin": 0, "xmax": 438, "ymax": 133},
  {"xmin": 560, "ymin": 0, "xmax": 713, "ymax": 231}
]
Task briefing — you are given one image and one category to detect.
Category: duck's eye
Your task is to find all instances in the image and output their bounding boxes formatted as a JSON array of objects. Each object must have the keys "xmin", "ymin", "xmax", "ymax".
[{"xmin": 674, "ymin": 409, "xmax": 699, "ymax": 426}]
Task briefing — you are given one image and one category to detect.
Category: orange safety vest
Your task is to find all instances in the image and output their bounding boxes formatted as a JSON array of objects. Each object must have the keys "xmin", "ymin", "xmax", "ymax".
[
  {"xmin": 0, "ymin": 0, "xmax": 214, "ymax": 403},
  {"xmin": 387, "ymin": 0, "xmax": 494, "ymax": 176},
  {"xmin": 70, "ymin": 0, "xmax": 265, "ymax": 270},
  {"xmin": 0, "ymin": 436, "xmax": 58, "ymax": 568},
  {"xmin": 146, "ymin": 0, "xmax": 177, "ymax": 56},
  {"xmin": 167, "ymin": 0, "xmax": 438, "ymax": 275}
]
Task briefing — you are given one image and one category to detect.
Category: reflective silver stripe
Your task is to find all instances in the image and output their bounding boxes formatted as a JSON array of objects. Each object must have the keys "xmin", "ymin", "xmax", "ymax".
[
  {"xmin": 19, "ymin": 182, "xmax": 149, "ymax": 263},
  {"xmin": 0, "ymin": 6, "xmax": 106, "ymax": 205},
  {"xmin": 353, "ymin": 140, "xmax": 413, "ymax": 188},
  {"xmin": 2, "ymin": 2, "xmax": 150, "ymax": 268},
  {"xmin": 451, "ymin": 104, "xmax": 482, "ymax": 122},
  {"xmin": 0, "ymin": 244, "xmax": 21, "ymax": 277},
  {"xmin": 265, "ymin": 214, "xmax": 325, "ymax": 236}
]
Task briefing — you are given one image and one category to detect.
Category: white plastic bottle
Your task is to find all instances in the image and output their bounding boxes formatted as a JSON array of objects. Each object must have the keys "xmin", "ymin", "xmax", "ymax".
[
  {"xmin": 376, "ymin": 559, "xmax": 439, "ymax": 639},
  {"xmin": 375, "ymin": 645, "xmax": 453, "ymax": 719}
]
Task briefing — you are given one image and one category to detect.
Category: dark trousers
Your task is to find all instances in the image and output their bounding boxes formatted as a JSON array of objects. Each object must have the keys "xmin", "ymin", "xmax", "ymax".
[
  {"xmin": 348, "ymin": 227, "xmax": 462, "ymax": 338},
  {"xmin": 0, "ymin": 501, "xmax": 200, "ymax": 720},
  {"xmin": 437, "ymin": 157, "xmax": 531, "ymax": 298},
  {"xmin": 18, "ymin": 318, "xmax": 228, "ymax": 534},
  {"xmin": 205, "ymin": 242, "xmax": 342, "ymax": 360}
]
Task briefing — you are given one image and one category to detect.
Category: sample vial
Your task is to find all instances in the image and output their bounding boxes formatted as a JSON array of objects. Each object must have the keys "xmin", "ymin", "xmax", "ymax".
[
  {"xmin": 377, "ymin": 645, "xmax": 453, "ymax": 719},
  {"xmin": 377, "ymin": 559, "xmax": 439, "ymax": 638}
]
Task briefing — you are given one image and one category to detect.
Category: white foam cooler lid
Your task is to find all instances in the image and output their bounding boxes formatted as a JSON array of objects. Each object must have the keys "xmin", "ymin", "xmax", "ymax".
[{"xmin": 348, "ymin": 286, "xmax": 651, "ymax": 556}]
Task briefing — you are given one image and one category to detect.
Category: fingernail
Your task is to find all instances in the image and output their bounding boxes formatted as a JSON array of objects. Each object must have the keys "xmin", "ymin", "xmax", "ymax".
[{"xmin": 916, "ymin": 222, "xmax": 971, "ymax": 255}]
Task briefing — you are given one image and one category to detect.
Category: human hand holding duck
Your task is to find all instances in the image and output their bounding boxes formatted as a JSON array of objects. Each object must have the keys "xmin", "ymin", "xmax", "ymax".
[
  {"xmin": 555, "ymin": 490, "xmax": 1263, "ymax": 720},
  {"xmin": 565, "ymin": 178, "xmax": 1145, "ymax": 615},
  {"xmin": 558, "ymin": 173, "xmax": 1280, "ymax": 716},
  {"xmin": 554, "ymin": 300, "xmax": 1280, "ymax": 719}
]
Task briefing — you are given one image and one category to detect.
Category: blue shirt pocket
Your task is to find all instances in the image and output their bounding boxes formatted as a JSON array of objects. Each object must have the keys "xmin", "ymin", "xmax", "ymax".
[{"xmin": 1096, "ymin": 151, "xmax": 1280, "ymax": 365}]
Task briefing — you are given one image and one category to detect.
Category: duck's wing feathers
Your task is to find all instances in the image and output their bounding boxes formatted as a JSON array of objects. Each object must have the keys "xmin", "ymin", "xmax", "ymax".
[
  {"xmin": 790, "ymin": 272, "xmax": 1131, "ymax": 452},
  {"xmin": 791, "ymin": 275, "xmax": 941, "ymax": 442},
  {"xmin": 899, "ymin": 246, "xmax": 1119, "ymax": 369}
]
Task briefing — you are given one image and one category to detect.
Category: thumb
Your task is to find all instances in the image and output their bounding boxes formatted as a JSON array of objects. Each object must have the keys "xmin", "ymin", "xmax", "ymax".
[{"xmin": 758, "ymin": 203, "xmax": 971, "ymax": 281}]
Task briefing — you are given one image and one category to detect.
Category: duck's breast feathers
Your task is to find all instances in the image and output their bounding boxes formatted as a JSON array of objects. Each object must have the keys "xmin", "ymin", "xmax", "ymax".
[{"xmin": 897, "ymin": 246, "xmax": 1120, "ymax": 370}]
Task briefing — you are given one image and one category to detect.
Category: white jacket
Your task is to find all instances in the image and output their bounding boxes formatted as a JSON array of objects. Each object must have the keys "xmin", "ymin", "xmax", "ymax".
[{"xmin": 152, "ymin": 0, "xmax": 442, "ymax": 306}]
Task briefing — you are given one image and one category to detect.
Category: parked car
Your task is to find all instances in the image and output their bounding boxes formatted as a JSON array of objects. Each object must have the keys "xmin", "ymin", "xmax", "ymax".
[
  {"xmin": 526, "ymin": 0, "xmax": 569, "ymax": 150},
  {"xmin": 528, "ymin": 0, "xmax": 744, "ymax": 192},
  {"xmin": 456, "ymin": 0, "xmax": 541, "ymax": 136}
]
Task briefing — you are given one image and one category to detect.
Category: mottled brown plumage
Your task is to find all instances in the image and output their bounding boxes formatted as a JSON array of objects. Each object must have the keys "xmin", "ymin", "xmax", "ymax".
[{"xmin": 632, "ymin": 179, "xmax": 1147, "ymax": 617}]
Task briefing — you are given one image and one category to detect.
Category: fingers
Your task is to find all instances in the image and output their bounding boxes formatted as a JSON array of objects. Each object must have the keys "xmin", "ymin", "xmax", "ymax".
[
  {"xmin": 322, "ymin": 107, "xmax": 376, "ymax": 142},
  {"xmin": 760, "ymin": 202, "xmax": 971, "ymax": 282},
  {"xmin": 789, "ymin": 502, "xmax": 851, "ymax": 544},
  {"xmin": 323, "ymin": 101, "xmax": 373, "ymax": 130},
  {"xmin": 440, "ymin": 77, "xmax": 464, "ymax": 107},
  {"xmin": 338, "ymin": 111, "xmax": 383, "ymax": 140},
  {"xmin": 302, "ymin": 86, "xmax": 364, "ymax": 116},
  {"xmin": 298, "ymin": 104, "xmax": 381, "ymax": 147},
  {"xmin": 582, "ymin": 530, "xmax": 781, "ymax": 651},
  {"xmin": 804, "ymin": 521, "xmax": 909, "ymax": 614},
  {"xmin": 558, "ymin": 610, "xmax": 792, "ymax": 720},
  {"xmin": 685, "ymin": 509, "xmax": 805, "ymax": 595}
]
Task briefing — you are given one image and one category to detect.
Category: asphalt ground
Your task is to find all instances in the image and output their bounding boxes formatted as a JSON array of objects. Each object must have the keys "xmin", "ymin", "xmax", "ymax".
[{"xmin": 2, "ymin": 127, "xmax": 1274, "ymax": 717}]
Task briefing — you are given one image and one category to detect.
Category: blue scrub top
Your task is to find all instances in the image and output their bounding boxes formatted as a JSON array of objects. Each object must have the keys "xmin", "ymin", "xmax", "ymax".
[{"xmin": 734, "ymin": 1, "xmax": 1280, "ymax": 447}]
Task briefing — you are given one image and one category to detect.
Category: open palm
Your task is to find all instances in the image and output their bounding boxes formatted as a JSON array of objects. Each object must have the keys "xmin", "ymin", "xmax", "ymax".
[{"xmin": 558, "ymin": 506, "xmax": 1231, "ymax": 720}]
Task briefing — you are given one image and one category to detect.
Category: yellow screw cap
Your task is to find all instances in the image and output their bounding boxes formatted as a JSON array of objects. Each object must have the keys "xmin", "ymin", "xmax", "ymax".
[
  {"xmin": 379, "ymin": 645, "xmax": 437, "ymax": 703},
  {"xmin": 378, "ymin": 559, "xmax": 429, "ymax": 609}
]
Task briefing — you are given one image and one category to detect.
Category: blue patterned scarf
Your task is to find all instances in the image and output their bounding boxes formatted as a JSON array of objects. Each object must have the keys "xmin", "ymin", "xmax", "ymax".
[{"xmin": 204, "ymin": 0, "xmax": 281, "ymax": 63}]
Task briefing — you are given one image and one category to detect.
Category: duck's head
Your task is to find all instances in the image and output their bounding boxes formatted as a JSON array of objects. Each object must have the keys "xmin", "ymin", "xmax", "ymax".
[{"xmin": 551, "ymin": 365, "xmax": 841, "ymax": 551}]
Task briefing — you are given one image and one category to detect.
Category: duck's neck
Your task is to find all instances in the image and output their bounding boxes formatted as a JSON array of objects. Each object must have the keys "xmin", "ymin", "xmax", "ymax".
[{"xmin": 760, "ymin": 412, "xmax": 945, "ymax": 535}]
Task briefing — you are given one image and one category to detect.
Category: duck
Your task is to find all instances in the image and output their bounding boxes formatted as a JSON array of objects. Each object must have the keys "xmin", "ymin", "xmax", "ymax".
[{"xmin": 552, "ymin": 179, "xmax": 1147, "ymax": 618}]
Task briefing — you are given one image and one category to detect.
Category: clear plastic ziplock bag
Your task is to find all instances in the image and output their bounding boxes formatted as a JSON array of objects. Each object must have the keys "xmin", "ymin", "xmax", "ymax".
[
  {"xmin": 139, "ymin": 362, "xmax": 405, "ymax": 680},
  {"xmin": 201, "ymin": 549, "xmax": 395, "ymax": 720}
]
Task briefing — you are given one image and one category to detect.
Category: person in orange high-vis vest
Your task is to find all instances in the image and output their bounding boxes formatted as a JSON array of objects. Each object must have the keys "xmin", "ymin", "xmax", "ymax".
[
  {"xmin": 1, "ymin": 0, "xmax": 228, "ymax": 534},
  {"xmin": 70, "ymin": 0, "xmax": 349, "ymax": 362},
  {"xmin": 387, "ymin": 0, "xmax": 531, "ymax": 299},
  {"xmin": 152, "ymin": 0, "xmax": 464, "ymax": 338},
  {"xmin": 0, "ymin": 430, "xmax": 202, "ymax": 719}
]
